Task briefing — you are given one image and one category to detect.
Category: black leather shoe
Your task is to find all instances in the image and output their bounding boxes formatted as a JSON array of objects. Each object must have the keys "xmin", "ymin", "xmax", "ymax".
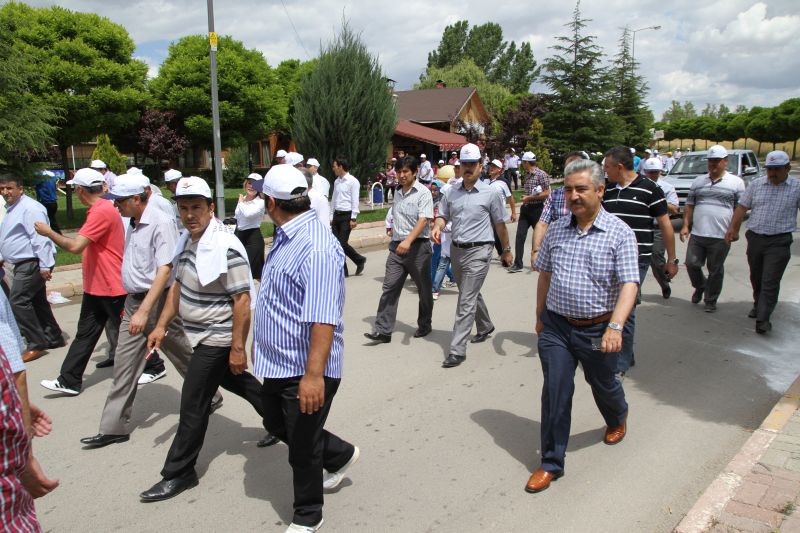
[
  {"xmin": 47, "ymin": 339, "xmax": 67, "ymax": 349},
  {"xmin": 80, "ymin": 433, "xmax": 130, "ymax": 448},
  {"xmin": 209, "ymin": 397, "xmax": 223, "ymax": 414},
  {"xmin": 140, "ymin": 471, "xmax": 199, "ymax": 502},
  {"xmin": 355, "ymin": 259, "xmax": 366, "ymax": 276},
  {"xmin": 691, "ymin": 287, "xmax": 704, "ymax": 304},
  {"xmin": 470, "ymin": 327, "xmax": 495, "ymax": 343},
  {"xmin": 364, "ymin": 332, "xmax": 391, "ymax": 343},
  {"xmin": 256, "ymin": 434, "xmax": 280, "ymax": 448},
  {"xmin": 413, "ymin": 327, "xmax": 432, "ymax": 338},
  {"xmin": 748, "ymin": 308, "xmax": 757, "ymax": 318},
  {"xmin": 661, "ymin": 284, "xmax": 671, "ymax": 299},
  {"xmin": 442, "ymin": 354, "xmax": 466, "ymax": 368},
  {"xmin": 95, "ymin": 358, "xmax": 114, "ymax": 369},
  {"xmin": 756, "ymin": 321, "xmax": 772, "ymax": 334}
]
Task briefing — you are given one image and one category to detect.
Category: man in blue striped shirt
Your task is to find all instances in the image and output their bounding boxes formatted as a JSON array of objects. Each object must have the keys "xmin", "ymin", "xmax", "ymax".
[{"xmin": 252, "ymin": 165, "xmax": 358, "ymax": 533}]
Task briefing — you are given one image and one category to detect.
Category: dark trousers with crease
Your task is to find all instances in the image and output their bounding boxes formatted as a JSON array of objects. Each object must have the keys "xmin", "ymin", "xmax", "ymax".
[
  {"xmin": 161, "ymin": 343, "xmax": 267, "ymax": 480},
  {"xmin": 537, "ymin": 309, "xmax": 628, "ymax": 474},
  {"xmin": 331, "ymin": 211, "xmax": 365, "ymax": 271},
  {"xmin": 9, "ymin": 260, "xmax": 62, "ymax": 350},
  {"xmin": 513, "ymin": 204, "xmax": 543, "ymax": 268},
  {"xmin": 373, "ymin": 239, "xmax": 433, "ymax": 335},
  {"xmin": 746, "ymin": 230, "xmax": 792, "ymax": 323},
  {"xmin": 261, "ymin": 376, "xmax": 354, "ymax": 527}
]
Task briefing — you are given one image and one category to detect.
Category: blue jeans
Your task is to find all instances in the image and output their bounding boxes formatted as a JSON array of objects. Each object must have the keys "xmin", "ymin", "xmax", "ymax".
[
  {"xmin": 432, "ymin": 254, "xmax": 454, "ymax": 293},
  {"xmin": 617, "ymin": 258, "xmax": 651, "ymax": 374}
]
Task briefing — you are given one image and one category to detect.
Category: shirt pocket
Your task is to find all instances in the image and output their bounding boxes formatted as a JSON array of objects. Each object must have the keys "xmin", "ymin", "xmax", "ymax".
[{"xmin": 586, "ymin": 249, "xmax": 614, "ymax": 288}]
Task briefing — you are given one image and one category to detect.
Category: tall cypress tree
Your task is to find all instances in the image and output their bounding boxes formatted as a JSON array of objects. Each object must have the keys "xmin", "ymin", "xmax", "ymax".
[
  {"xmin": 541, "ymin": 2, "xmax": 621, "ymax": 153},
  {"xmin": 291, "ymin": 22, "xmax": 396, "ymax": 183},
  {"xmin": 611, "ymin": 27, "xmax": 653, "ymax": 149}
]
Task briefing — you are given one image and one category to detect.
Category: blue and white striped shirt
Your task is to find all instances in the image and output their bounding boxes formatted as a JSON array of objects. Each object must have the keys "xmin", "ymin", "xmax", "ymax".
[
  {"xmin": 0, "ymin": 290, "xmax": 25, "ymax": 373},
  {"xmin": 252, "ymin": 210, "xmax": 345, "ymax": 379}
]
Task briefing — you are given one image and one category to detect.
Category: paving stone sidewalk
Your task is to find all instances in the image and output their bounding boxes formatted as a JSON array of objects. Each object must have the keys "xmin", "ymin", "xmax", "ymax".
[{"xmin": 676, "ymin": 377, "xmax": 800, "ymax": 533}]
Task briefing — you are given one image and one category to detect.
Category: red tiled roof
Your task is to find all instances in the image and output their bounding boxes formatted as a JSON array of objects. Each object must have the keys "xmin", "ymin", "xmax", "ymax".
[
  {"xmin": 394, "ymin": 87, "xmax": 477, "ymax": 123},
  {"xmin": 394, "ymin": 120, "xmax": 468, "ymax": 151}
]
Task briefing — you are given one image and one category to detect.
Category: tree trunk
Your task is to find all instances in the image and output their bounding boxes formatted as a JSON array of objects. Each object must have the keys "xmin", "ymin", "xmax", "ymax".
[
  {"xmin": 757, "ymin": 142, "xmax": 762, "ymax": 156},
  {"xmin": 704, "ymin": 139, "xmax": 708, "ymax": 149},
  {"xmin": 793, "ymin": 139, "xmax": 797, "ymax": 160},
  {"xmin": 60, "ymin": 145, "xmax": 74, "ymax": 221}
]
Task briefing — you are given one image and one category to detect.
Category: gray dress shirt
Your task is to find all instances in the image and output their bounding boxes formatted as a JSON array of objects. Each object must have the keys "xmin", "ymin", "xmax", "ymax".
[
  {"xmin": 391, "ymin": 181, "xmax": 433, "ymax": 240},
  {"xmin": 121, "ymin": 202, "xmax": 180, "ymax": 294},
  {"xmin": 438, "ymin": 179, "xmax": 507, "ymax": 244},
  {"xmin": 0, "ymin": 195, "xmax": 55, "ymax": 269}
]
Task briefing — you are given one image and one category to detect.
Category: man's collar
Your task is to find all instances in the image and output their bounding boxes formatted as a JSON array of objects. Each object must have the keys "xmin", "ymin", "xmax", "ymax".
[
  {"xmin": 136, "ymin": 201, "xmax": 156, "ymax": 226},
  {"xmin": 276, "ymin": 210, "xmax": 316, "ymax": 240},
  {"xmin": 459, "ymin": 179, "xmax": 487, "ymax": 192},
  {"xmin": 569, "ymin": 207, "xmax": 612, "ymax": 232}
]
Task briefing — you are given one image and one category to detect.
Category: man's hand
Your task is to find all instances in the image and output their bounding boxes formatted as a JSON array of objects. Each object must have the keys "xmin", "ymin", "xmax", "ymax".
[
  {"xmin": 500, "ymin": 250, "xmax": 513, "ymax": 267},
  {"xmin": 29, "ymin": 404, "xmax": 52, "ymax": 437},
  {"xmin": 33, "ymin": 222, "xmax": 52, "ymax": 238},
  {"xmin": 535, "ymin": 318, "xmax": 544, "ymax": 335},
  {"xmin": 600, "ymin": 328, "xmax": 623, "ymax": 353},
  {"xmin": 430, "ymin": 226, "xmax": 442, "ymax": 244},
  {"xmin": 19, "ymin": 455, "xmax": 59, "ymax": 498},
  {"xmin": 349, "ymin": 220, "xmax": 357, "ymax": 230},
  {"xmin": 298, "ymin": 373, "xmax": 325, "ymax": 414},
  {"xmin": 664, "ymin": 262, "xmax": 679, "ymax": 280},
  {"xmin": 229, "ymin": 346, "xmax": 247, "ymax": 375},
  {"xmin": 724, "ymin": 227, "xmax": 739, "ymax": 245},
  {"xmin": 147, "ymin": 325, "xmax": 167, "ymax": 351},
  {"xmin": 386, "ymin": 228, "xmax": 393, "ymax": 237},
  {"xmin": 39, "ymin": 269, "xmax": 52, "ymax": 282},
  {"xmin": 511, "ymin": 212, "xmax": 518, "ymax": 222},
  {"xmin": 238, "ymin": 194, "xmax": 245, "ymax": 203},
  {"xmin": 679, "ymin": 225, "xmax": 690, "ymax": 243},
  {"xmin": 395, "ymin": 239, "xmax": 411, "ymax": 256},
  {"xmin": 129, "ymin": 308, "xmax": 149, "ymax": 336},
  {"xmin": 530, "ymin": 250, "xmax": 539, "ymax": 271}
]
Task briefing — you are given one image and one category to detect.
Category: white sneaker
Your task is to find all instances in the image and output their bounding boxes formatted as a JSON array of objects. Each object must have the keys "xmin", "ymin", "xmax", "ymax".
[
  {"xmin": 138, "ymin": 369, "xmax": 167, "ymax": 385},
  {"xmin": 285, "ymin": 519, "xmax": 323, "ymax": 532},
  {"xmin": 40, "ymin": 378, "xmax": 80, "ymax": 396},
  {"xmin": 323, "ymin": 446, "xmax": 359, "ymax": 490},
  {"xmin": 432, "ymin": 292, "xmax": 439, "ymax": 300},
  {"xmin": 442, "ymin": 280, "xmax": 457, "ymax": 288}
]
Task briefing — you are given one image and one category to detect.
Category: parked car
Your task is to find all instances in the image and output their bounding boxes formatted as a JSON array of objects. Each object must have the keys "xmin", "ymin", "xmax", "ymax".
[{"xmin": 661, "ymin": 149, "xmax": 764, "ymax": 214}]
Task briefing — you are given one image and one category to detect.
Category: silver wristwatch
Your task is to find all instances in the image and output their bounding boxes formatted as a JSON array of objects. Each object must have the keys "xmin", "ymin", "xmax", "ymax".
[{"xmin": 607, "ymin": 322, "xmax": 623, "ymax": 331}]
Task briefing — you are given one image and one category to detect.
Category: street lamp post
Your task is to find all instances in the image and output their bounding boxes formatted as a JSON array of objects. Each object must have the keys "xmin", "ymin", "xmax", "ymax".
[
  {"xmin": 207, "ymin": 0, "xmax": 225, "ymax": 219},
  {"xmin": 631, "ymin": 25, "xmax": 661, "ymax": 75}
]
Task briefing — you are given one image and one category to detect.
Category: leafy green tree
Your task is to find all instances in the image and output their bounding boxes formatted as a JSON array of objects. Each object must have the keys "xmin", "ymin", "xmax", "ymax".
[
  {"xmin": 524, "ymin": 118, "xmax": 554, "ymax": 174},
  {"xmin": 610, "ymin": 27, "xmax": 652, "ymax": 148},
  {"xmin": 150, "ymin": 35, "xmax": 286, "ymax": 148},
  {"xmin": 746, "ymin": 109, "xmax": 783, "ymax": 152},
  {"xmin": 291, "ymin": 22, "xmax": 396, "ymax": 183},
  {"xmin": 541, "ymin": 1, "xmax": 622, "ymax": 153},
  {"xmin": 661, "ymin": 100, "xmax": 697, "ymax": 123},
  {"xmin": 0, "ymin": 2, "xmax": 149, "ymax": 218},
  {"xmin": 495, "ymin": 94, "xmax": 551, "ymax": 150},
  {"xmin": 91, "ymin": 134, "xmax": 127, "ymax": 174},
  {"xmin": 427, "ymin": 20, "xmax": 469, "ymax": 69},
  {"xmin": 775, "ymin": 98, "xmax": 800, "ymax": 159},
  {"xmin": 223, "ymin": 145, "xmax": 250, "ymax": 186},
  {"xmin": 724, "ymin": 112, "xmax": 751, "ymax": 149},
  {"xmin": 274, "ymin": 59, "xmax": 318, "ymax": 131}
]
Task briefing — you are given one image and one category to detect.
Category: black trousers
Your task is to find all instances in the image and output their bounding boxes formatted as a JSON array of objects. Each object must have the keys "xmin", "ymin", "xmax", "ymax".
[
  {"xmin": 746, "ymin": 230, "xmax": 793, "ymax": 322},
  {"xmin": 58, "ymin": 293, "xmax": 162, "ymax": 390},
  {"xmin": 331, "ymin": 211, "xmax": 365, "ymax": 270},
  {"xmin": 161, "ymin": 343, "xmax": 267, "ymax": 480},
  {"xmin": 261, "ymin": 376, "xmax": 354, "ymax": 527},
  {"xmin": 42, "ymin": 202, "xmax": 61, "ymax": 234},
  {"xmin": 235, "ymin": 227, "xmax": 265, "ymax": 280},
  {"xmin": 513, "ymin": 204, "xmax": 543, "ymax": 268},
  {"xmin": 9, "ymin": 260, "xmax": 63, "ymax": 350}
]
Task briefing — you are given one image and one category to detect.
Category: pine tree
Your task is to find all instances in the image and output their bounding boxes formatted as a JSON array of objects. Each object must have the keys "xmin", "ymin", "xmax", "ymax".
[
  {"xmin": 291, "ymin": 22, "xmax": 396, "ymax": 183},
  {"xmin": 525, "ymin": 118, "xmax": 554, "ymax": 174},
  {"xmin": 541, "ymin": 2, "xmax": 622, "ymax": 154},
  {"xmin": 610, "ymin": 27, "xmax": 652, "ymax": 148},
  {"xmin": 91, "ymin": 134, "xmax": 127, "ymax": 175}
]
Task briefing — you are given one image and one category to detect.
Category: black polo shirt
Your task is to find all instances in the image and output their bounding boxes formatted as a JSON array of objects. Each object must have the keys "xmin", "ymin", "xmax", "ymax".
[{"xmin": 602, "ymin": 175, "xmax": 667, "ymax": 257}]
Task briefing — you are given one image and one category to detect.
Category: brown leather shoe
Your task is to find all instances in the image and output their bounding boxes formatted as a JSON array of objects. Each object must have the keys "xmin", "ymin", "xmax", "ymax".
[
  {"xmin": 603, "ymin": 418, "xmax": 627, "ymax": 445},
  {"xmin": 23, "ymin": 350, "xmax": 45, "ymax": 363},
  {"xmin": 524, "ymin": 468, "xmax": 563, "ymax": 493}
]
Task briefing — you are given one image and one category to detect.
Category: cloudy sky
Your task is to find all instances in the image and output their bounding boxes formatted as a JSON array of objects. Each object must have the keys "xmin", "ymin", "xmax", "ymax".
[{"xmin": 12, "ymin": 0, "xmax": 800, "ymax": 118}]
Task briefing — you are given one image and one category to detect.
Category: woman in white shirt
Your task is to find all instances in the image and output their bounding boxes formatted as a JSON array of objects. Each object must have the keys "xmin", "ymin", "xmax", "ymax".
[{"xmin": 234, "ymin": 173, "xmax": 266, "ymax": 280}]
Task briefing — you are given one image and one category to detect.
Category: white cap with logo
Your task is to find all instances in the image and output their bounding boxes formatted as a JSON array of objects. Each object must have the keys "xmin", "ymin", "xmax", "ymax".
[
  {"xmin": 263, "ymin": 165, "xmax": 308, "ymax": 200},
  {"xmin": 107, "ymin": 174, "xmax": 148, "ymax": 199},
  {"xmin": 90, "ymin": 159, "xmax": 107, "ymax": 169},
  {"xmin": 459, "ymin": 143, "xmax": 481, "ymax": 163},
  {"xmin": 707, "ymin": 145, "xmax": 729, "ymax": 159},
  {"xmin": 521, "ymin": 151, "xmax": 536, "ymax": 162},
  {"xmin": 175, "ymin": 176, "xmax": 212, "ymax": 199},
  {"xmin": 276, "ymin": 149, "xmax": 288, "ymax": 159},
  {"xmin": 285, "ymin": 152, "xmax": 304, "ymax": 166},
  {"xmin": 67, "ymin": 168, "xmax": 106, "ymax": 187},
  {"xmin": 164, "ymin": 169, "xmax": 183, "ymax": 182},
  {"xmin": 490, "ymin": 159, "xmax": 503, "ymax": 169},
  {"xmin": 306, "ymin": 158, "xmax": 320, "ymax": 168},
  {"xmin": 643, "ymin": 157, "xmax": 663, "ymax": 172},
  {"xmin": 765, "ymin": 150, "xmax": 790, "ymax": 167}
]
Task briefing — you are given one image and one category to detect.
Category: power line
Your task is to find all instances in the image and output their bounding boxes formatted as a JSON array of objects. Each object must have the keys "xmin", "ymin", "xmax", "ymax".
[{"xmin": 280, "ymin": 0, "xmax": 311, "ymax": 58}]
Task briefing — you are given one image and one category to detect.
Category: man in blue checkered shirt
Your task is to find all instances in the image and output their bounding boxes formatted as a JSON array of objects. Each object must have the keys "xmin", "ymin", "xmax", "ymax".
[{"xmin": 526, "ymin": 159, "xmax": 640, "ymax": 495}]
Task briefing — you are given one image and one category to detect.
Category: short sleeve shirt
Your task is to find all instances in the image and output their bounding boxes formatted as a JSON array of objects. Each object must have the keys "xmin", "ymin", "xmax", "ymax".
[
  {"xmin": 602, "ymin": 175, "xmax": 668, "ymax": 257},
  {"xmin": 686, "ymin": 172, "xmax": 745, "ymax": 238},
  {"xmin": 79, "ymin": 199, "xmax": 126, "ymax": 296},
  {"xmin": 739, "ymin": 176, "xmax": 800, "ymax": 235},
  {"xmin": 176, "ymin": 240, "xmax": 251, "ymax": 347},
  {"xmin": 390, "ymin": 181, "xmax": 433, "ymax": 240},
  {"xmin": 439, "ymin": 180, "xmax": 507, "ymax": 243},
  {"xmin": 489, "ymin": 179, "xmax": 512, "ymax": 222}
]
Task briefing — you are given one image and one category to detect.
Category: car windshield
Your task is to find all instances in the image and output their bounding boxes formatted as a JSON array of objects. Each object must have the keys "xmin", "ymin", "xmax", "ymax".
[{"xmin": 670, "ymin": 155, "xmax": 738, "ymax": 175}]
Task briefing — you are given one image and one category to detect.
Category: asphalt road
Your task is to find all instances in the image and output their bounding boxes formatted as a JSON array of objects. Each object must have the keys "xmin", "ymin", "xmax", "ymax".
[{"xmin": 29, "ymin": 219, "xmax": 800, "ymax": 533}]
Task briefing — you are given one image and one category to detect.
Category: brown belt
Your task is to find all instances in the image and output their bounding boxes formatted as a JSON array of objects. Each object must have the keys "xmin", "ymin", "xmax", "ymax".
[{"xmin": 565, "ymin": 312, "xmax": 612, "ymax": 327}]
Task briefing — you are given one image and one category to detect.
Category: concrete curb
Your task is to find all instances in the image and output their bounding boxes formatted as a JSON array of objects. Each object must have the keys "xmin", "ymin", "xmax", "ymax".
[{"xmin": 673, "ymin": 374, "xmax": 800, "ymax": 532}]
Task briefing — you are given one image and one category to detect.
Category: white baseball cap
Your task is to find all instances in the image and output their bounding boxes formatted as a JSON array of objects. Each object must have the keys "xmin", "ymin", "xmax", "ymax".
[
  {"xmin": 246, "ymin": 172, "xmax": 263, "ymax": 181},
  {"xmin": 459, "ymin": 143, "xmax": 481, "ymax": 163},
  {"xmin": 127, "ymin": 166, "xmax": 143, "ymax": 175},
  {"xmin": 438, "ymin": 159, "xmax": 445, "ymax": 166},
  {"xmin": 175, "ymin": 176, "xmax": 212, "ymax": 199},
  {"xmin": 107, "ymin": 174, "xmax": 148, "ymax": 199},
  {"xmin": 643, "ymin": 157, "xmax": 663, "ymax": 172},
  {"xmin": 521, "ymin": 151, "xmax": 536, "ymax": 162},
  {"xmin": 420, "ymin": 154, "xmax": 427, "ymax": 159},
  {"xmin": 765, "ymin": 150, "xmax": 790, "ymax": 167},
  {"xmin": 644, "ymin": 149, "xmax": 652, "ymax": 154},
  {"xmin": 90, "ymin": 159, "xmax": 107, "ymax": 169},
  {"xmin": 707, "ymin": 145, "xmax": 729, "ymax": 159},
  {"xmin": 629, "ymin": 147, "xmax": 636, "ymax": 154},
  {"xmin": 164, "ymin": 169, "xmax": 183, "ymax": 182},
  {"xmin": 67, "ymin": 168, "xmax": 105, "ymax": 187},
  {"xmin": 263, "ymin": 164, "xmax": 308, "ymax": 200},
  {"xmin": 490, "ymin": 159, "xmax": 503, "ymax": 169},
  {"xmin": 285, "ymin": 152, "xmax": 304, "ymax": 166},
  {"xmin": 276, "ymin": 149, "xmax": 288, "ymax": 158},
  {"xmin": 306, "ymin": 158, "xmax": 320, "ymax": 168}
]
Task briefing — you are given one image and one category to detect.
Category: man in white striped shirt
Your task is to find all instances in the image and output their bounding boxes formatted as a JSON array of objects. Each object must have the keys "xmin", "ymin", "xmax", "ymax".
[{"xmin": 252, "ymin": 165, "xmax": 358, "ymax": 533}]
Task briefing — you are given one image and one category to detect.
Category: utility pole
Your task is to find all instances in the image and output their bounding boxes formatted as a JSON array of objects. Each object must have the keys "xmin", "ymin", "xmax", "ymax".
[{"xmin": 207, "ymin": 0, "xmax": 225, "ymax": 218}]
